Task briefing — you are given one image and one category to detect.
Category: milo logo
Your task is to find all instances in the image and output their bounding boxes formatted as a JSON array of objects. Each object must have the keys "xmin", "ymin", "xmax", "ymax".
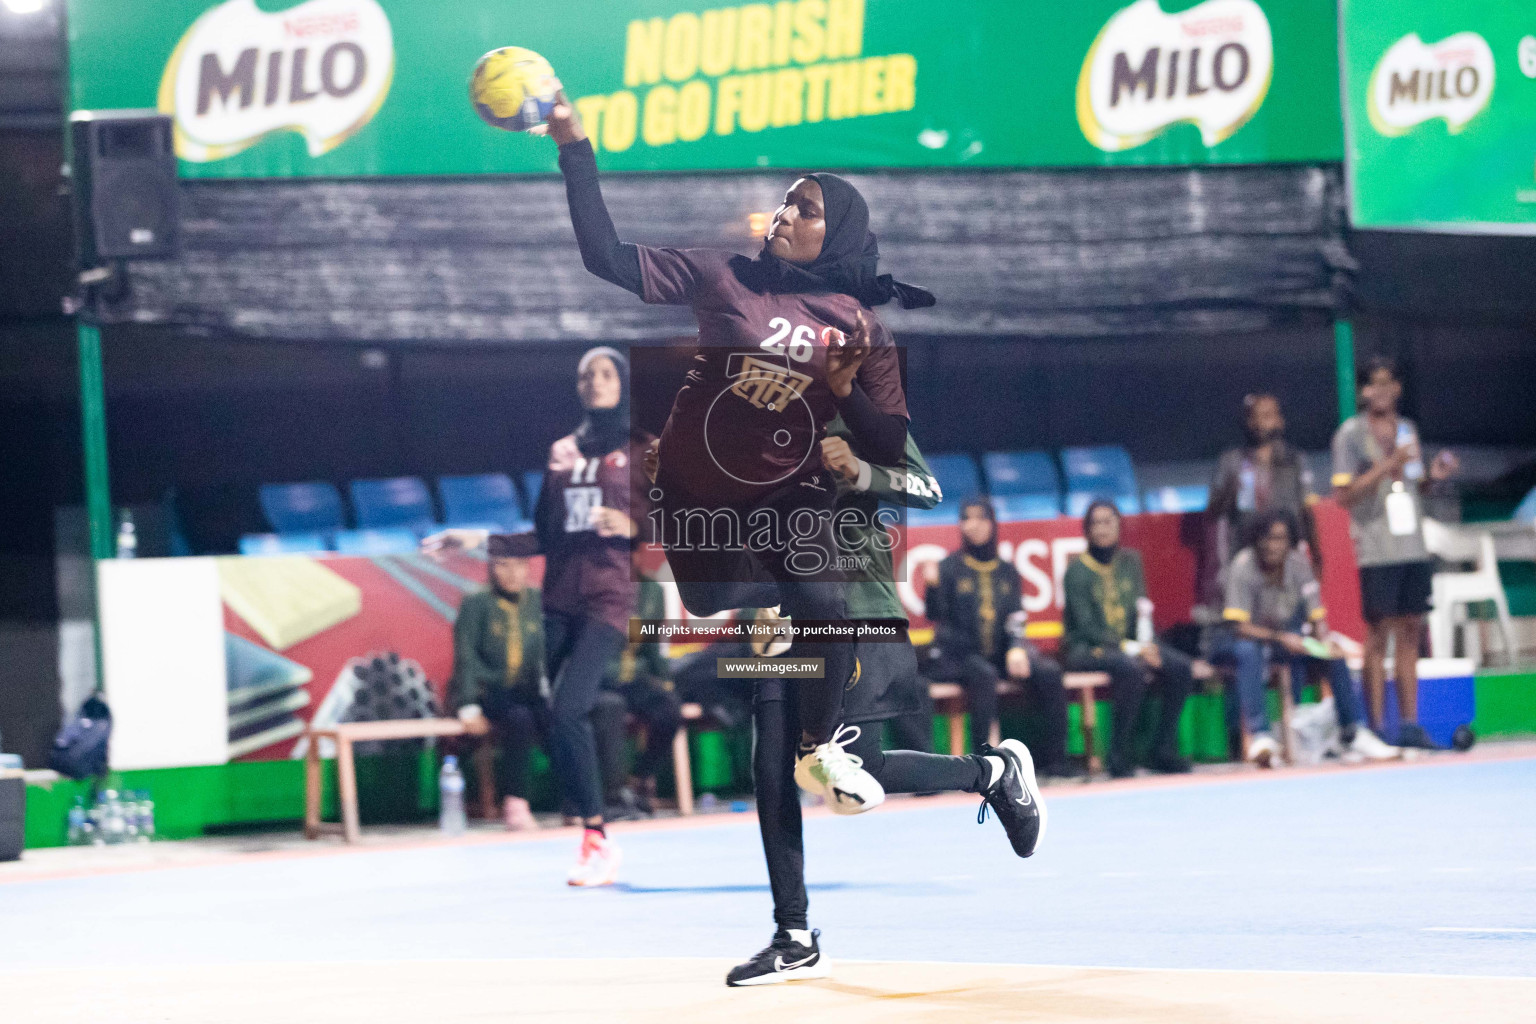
[
  {"xmin": 1076, "ymin": 0, "xmax": 1273, "ymax": 152},
  {"xmin": 157, "ymin": 0, "xmax": 394, "ymax": 162},
  {"xmin": 1367, "ymin": 32, "xmax": 1494, "ymax": 136}
]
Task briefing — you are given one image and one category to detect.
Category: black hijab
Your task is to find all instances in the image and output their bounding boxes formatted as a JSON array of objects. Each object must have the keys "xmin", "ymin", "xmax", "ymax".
[
  {"xmin": 573, "ymin": 346, "xmax": 631, "ymax": 458},
  {"xmin": 734, "ymin": 172, "xmax": 936, "ymax": 310},
  {"xmin": 1082, "ymin": 498, "xmax": 1121, "ymax": 565},
  {"xmin": 960, "ymin": 496, "xmax": 999, "ymax": 562}
]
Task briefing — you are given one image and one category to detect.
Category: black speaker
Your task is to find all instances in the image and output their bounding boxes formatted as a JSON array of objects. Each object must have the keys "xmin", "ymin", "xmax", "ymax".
[{"xmin": 69, "ymin": 110, "xmax": 180, "ymax": 267}]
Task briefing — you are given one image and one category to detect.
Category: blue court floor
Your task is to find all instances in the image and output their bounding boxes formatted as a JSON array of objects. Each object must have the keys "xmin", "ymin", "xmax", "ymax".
[{"xmin": 4, "ymin": 751, "xmax": 1533, "ymax": 981}]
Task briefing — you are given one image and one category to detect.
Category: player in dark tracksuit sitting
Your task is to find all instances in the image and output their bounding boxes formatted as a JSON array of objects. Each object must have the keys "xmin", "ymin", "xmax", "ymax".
[{"xmin": 924, "ymin": 498, "xmax": 1073, "ymax": 777}]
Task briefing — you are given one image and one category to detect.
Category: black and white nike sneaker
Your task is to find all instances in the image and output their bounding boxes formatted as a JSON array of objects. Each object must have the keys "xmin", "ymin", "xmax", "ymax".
[
  {"xmin": 977, "ymin": 738, "xmax": 1047, "ymax": 858},
  {"xmin": 725, "ymin": 928, "xmax": 830, "ymax": 987}
]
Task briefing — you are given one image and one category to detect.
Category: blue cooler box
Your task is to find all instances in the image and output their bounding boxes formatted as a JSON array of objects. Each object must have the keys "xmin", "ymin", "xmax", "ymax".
[{"xmin": 1381, "ymin": 657, "xmax": 1475, "ymax": 747}]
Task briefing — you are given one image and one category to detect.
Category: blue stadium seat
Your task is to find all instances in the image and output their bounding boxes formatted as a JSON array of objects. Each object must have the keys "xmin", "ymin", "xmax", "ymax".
[
  {"xmin": 1062, "ymin": 445, "xmax": 1142, "ymax": 517},
  {"xmin": 438, "ymin": 473, "xmax": 531, "ymax": 533},
  {"xmin": 521, "ymin": 470, "xmax": 545, "ymax": 519},
  {"xmin": 982, "ymin": 451, "xmax": 1062, "ymax": 521},
  {"xmin": 333, "ymin": 528, "xmax": 420, "ymax": 555},
  {"xmin": 349, "ymin": 477, "xmax": 438, "ymax": 534},
  {"xmin": 258, "ymin": 482, "xmax": 345, "ymax": 534},
  {"xmin": 238, "ymin": 532, "xmax": 331, "ymax": 556},
  {"xmin": 1142, "ymin": 485, "xmax": 1210, "ymax": 513},
  {"xmin": 991, "ymin": 494, "xmax": 1064, "ymax": 521},
  {"xmin": 926, "ymin": 453, "xmax": 983, "ymax": 505},
  {"xmin": 906, "ymin": 505, "xmax": 959, "ymax": 527},
  {"xmin": 1514, "ymin": 486, "xmax": 1536, "ymax": 524}
]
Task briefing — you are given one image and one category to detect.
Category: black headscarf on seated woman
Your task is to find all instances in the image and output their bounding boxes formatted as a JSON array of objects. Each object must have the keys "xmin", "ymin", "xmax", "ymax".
[
  {"xmin": 960, "ymin": 496, "xmax": 999, "ymax": 562},
  {"xmin": 734, "ymin": 172, "xmax": 936, "ymax": 310},
  {"xmin": 1082, "ymin": 498, "xmax": 1122, "ymax": 565}
]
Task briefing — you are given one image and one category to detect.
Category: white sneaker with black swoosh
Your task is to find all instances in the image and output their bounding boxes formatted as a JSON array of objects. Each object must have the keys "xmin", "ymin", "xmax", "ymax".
[
  {"xmin": 725, "ymin": 928, "xmax": 830, "ymax": 986},
  {"xmin": 977, "ymin": 738, "xmax": 1047, "ymax": 858}
]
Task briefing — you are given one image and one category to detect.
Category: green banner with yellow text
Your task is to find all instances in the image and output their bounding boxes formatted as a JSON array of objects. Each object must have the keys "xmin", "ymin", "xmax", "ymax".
[
  {"xmin": 1341, "ymin": 0, "xmax": 1536, "ymax": 232},
  {"xmin": 67, "ymin": 0, "xmax": 1343, "ymax": 178}
]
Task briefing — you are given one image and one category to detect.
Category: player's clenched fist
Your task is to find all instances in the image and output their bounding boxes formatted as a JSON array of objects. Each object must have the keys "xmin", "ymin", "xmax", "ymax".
[
  {"xmin": 825, "ymin": 309, "xmax": 870, "ymax": 399},
  {"xmin": 820, "ymin": 436, "xmax": 861, "ymax": 482}
]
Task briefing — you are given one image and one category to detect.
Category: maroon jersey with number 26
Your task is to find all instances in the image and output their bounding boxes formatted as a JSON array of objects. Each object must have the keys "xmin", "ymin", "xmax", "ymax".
[{"xmin": 639, "ymin": 246, "xmax": 908, "ymax": 507}]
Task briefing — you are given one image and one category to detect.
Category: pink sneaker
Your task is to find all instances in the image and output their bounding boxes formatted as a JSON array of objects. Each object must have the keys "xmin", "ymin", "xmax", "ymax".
[
  {"xmin": 567, "ymin": 829, "xmax": 621, "ymax": 887},
  {"xmin": 503, "ymin": 796, "xmax": 537, "ymax": 831}
]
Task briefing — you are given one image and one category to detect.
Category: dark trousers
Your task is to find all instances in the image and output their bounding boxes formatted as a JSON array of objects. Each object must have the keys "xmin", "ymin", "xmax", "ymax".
[
  {"xmin": 544, "ymin": 611, "xmax": 627, "ymax": 821},
  {"xmin": 592, "ymin": 675, "xmax": 684, "ymax": 800},
  {"xmin": 927, "ymin": 644, "xmax": 1069, "ymax": 763},
  {"xmin": 479, "ymin": 688, "xmax": 547, "ymax": 800},
  {"xmin": 671, "ymin": 642, "xmax": 755, "ymax": 729},
  {"xmin": 659, "ymin": 469, "xmax": 852, "ymax": 747},
  {"xmin": 754, "ymin": 640, "xmax": 987, "ymax": 932},
  {"xmin": 1064, "ymin": 642, "xmax": 1192, "ymax": 772}
]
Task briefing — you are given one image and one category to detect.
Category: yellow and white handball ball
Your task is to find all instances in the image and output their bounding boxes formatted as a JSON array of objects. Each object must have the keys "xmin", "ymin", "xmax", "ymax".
[{"xmin": 468, "ymin": 46, "xmax": 560, "ymax": 132}]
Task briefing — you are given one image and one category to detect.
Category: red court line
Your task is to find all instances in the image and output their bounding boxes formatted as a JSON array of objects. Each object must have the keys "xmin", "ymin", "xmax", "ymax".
[{"xmin": 5, "ymin": 741, "xmax": 1532, "ymax": 888}]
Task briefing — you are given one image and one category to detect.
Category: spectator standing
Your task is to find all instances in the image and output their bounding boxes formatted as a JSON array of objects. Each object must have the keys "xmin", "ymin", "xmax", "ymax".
[
  {"xmin": 1208, "ymin": 394, "xmax": 1321, "ymax": 569},
  {"xmin": 1062, "ymin": 500, "xmax": 1193, "ymax": 778},
  {"xmin": 925, "ymin": 498, "xmax": 1073, "ymax": 776},
  {"xmin": 1212, "ymin": 509, "xmax": 1399, "ymax": 766},
  {"xmin": 1332, "ymin": 356, "xmax": 1457, "ymax": 750}
]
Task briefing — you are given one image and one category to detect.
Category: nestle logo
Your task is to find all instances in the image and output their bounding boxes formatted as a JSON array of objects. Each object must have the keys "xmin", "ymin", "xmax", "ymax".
[{"xmin": 283, "ymin": 11, "xmax": 361, "ymax": 38}]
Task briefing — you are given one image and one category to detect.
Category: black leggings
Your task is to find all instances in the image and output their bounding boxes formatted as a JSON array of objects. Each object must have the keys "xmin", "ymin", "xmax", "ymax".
[
  {"xmin": 660, "ymin": 469, "xmax": 852, "ymax": 746},
  {"xmin": 753, "ymin": 642, "xmax": 988, "ymax": 932},
  {"xmin": 544, "ymin": 611, "xmax": 628, "ymax": 822}
]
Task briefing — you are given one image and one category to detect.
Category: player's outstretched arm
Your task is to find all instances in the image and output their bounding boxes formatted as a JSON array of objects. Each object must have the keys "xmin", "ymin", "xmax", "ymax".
[{"xmin": 534, "ymin": 91, "xmax": 643, "ymax": 296}]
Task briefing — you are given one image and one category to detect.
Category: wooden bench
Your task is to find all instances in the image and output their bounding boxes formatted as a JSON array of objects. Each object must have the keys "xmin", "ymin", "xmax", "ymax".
[
  {"xmin": 928, "ymin": 675, "xmax": 1110, "ymax": 767},
  {"xmin": 673, "ymin": 702, "xmax": 703, "ymax": 816},
  {"xmin": 307, "ymin": 707, "xmax": 711, "ymax": 843},
  {"xmin": 305, "ymin": 718, "xmax": 469, "ymax": 844},
  {"xmin": 1236, "ymin": 662, "xmax": 1296, "ymax": 767},
  {"xmin": 929, "ymin": 661, "xmax": 1216, "ymax": 773}
]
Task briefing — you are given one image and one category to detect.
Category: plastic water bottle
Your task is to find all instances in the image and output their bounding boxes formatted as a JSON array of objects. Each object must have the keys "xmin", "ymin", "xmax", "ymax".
[
  {"xmin": 1396, "ymin": 421, "xmax": 1424, "ymax": 481},
  {"xmin": 136, "ymin": 791, "xmax": 156, "ymax": 842},
  {"xmin": 115, "ymin": 511, "xmax": 138, "ymax": 559},
  {"xmin": 438, "ymin": 756, "xmax": 466, "ymax": 837},
  {"xmin": 1136, "ymin": 598, "xmax": 1155, "ymax": 646},
  {"xmin": 122, "ymin": 791, "xmax": 141, "ymax": 842},
  {"xmin": 1238, "ymin": 462, "xmax": 1257, "ymax": 511},
  {"xmin": 101, "ymin": 789, "xmax": 127, "ymax": 844},
  {"xmin": 67, "ymin": 797, "xmax": 89, "ymax": 846}
]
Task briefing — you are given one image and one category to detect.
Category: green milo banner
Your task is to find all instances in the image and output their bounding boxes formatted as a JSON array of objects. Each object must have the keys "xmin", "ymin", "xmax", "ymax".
[
  {"xmin": 1341, "ymin": 0, "xmax": 1536, "ymax": 232},
  {"xmin": 66, "ymin": 0, "xmax": 1342, "ymax": 178}
]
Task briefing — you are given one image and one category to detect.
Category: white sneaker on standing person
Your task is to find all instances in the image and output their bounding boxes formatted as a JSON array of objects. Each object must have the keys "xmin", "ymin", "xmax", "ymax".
[{"xmin": 567, "ymin": 827, "xmax": 622, "ymax": 887}]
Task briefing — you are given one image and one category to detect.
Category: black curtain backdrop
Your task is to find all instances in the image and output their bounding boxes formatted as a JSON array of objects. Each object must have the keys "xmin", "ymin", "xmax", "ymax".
[{"xmin": 116, "ymin": 163, "xmax": 1352, "ymax": 342}]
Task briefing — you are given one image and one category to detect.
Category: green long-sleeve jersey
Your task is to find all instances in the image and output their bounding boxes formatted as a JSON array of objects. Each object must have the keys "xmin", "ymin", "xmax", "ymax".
[
  {"xmin": 448, "ymin": 588, "xmax": 546, "ymax": 711},
  {"xmin": 826, "ymin": 416, "xmax": 943, "ymax": 621}
]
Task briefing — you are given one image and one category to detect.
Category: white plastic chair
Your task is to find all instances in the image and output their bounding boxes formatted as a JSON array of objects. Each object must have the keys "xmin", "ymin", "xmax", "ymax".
[{"xmin": 1421, "ymin": 518, "xmax": 1515, "ymax": 664}]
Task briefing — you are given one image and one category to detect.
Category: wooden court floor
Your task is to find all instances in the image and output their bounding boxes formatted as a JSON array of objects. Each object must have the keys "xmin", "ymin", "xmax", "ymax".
[{"xmin": 7, "ymin": 958, "xmax": 1534, "ymax": 1024}]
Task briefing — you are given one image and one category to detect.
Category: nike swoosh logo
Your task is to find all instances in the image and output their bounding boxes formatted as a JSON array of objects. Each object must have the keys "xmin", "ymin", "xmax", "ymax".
[{"xmin": 775, "ymin": 953, "xmax": 817, "ymax": 971}]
